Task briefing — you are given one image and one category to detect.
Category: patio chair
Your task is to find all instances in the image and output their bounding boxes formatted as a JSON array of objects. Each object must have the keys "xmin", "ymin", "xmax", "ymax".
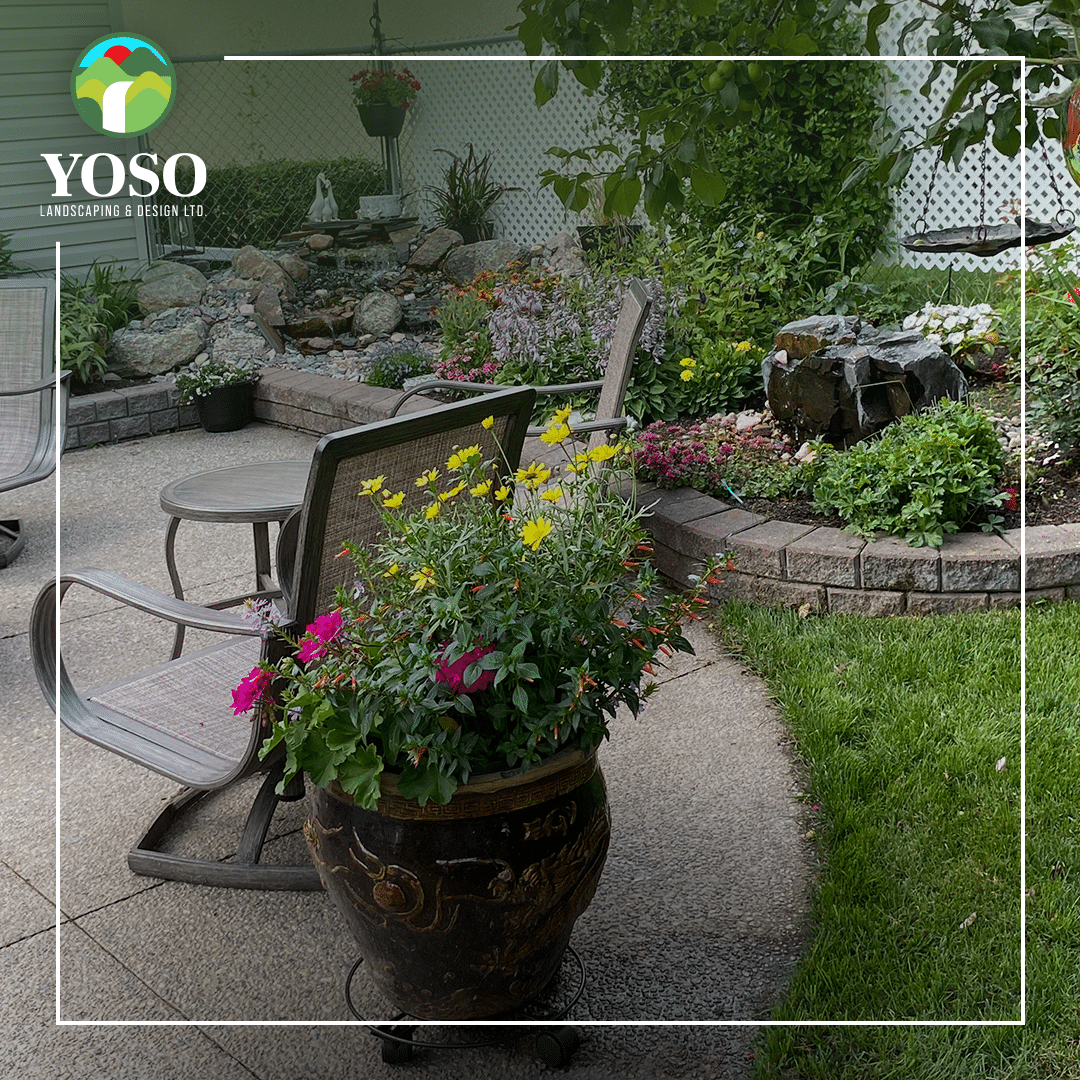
[
  {"xmin": 0, "ymin": 277, "xmax": 69, "ymax": 568},
  {"xmin": 390, "ymin": 277, "xmax": 651, "ymax": 451},
  {"xmin": 30, "ymin": 388, "xmax": 537, "ymax": 890}
]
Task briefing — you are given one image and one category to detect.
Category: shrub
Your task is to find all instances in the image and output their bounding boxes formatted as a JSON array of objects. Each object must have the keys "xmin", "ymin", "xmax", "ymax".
[
  {"xmin": 364, "ymin": 341, "xmax": 433, "ymax": 390},
  {"xmin": 677, "ymin": 338, "xmax": 764, "ymax": 417},
  {"xmin": 172, "ymin": 156, "xmax": 384, "ymax": 248},
  {"xmin": 59, "ymin": 262, "xmax": 140, "ymax": 385},
  {"xmin": 810, "ymin": 400, "xmax": 1007, "ymax": 547}
]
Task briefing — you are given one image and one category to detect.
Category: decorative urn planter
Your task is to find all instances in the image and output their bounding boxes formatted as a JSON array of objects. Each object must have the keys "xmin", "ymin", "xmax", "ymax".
[
  {"xmin": 194, "ymin": 382, "xmax": 254, "ymax": 433},
  {"xmin": 356, "ymin": 103, "xmax": 407, "ymax": 138},
  {"xmin": 304, "ymin": 748, "xmax": 610, "ymax": 1020}
]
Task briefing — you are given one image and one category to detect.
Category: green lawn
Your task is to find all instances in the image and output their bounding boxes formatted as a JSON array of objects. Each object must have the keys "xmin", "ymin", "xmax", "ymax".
[{"xmin": 715, "ymin": 602, "xmax": 1025, "ymax": 1075}]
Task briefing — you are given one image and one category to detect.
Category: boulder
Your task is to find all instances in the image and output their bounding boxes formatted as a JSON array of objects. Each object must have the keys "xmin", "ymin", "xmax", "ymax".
[
  {"xmin": 762, "ymin": 315, "xmax": 968, "ymax": 447},
  {"xmin": 407, "ymin": 227, "xmax": 463, "ymax": 271},
  {"xmin": 542, "ymin": 231, "xmax": 586, "ymax": 275},
  {"xmin": 136, "ymin": 262, "xmax": 208, "ymax": 313},
  {"xmin": 274, "ymin": 252, "xmax": 310, "ymax": 281},
  {"xmin": 253, "ymin": 284, "xmax": 285, "ymax": 326},
  {"xmin": 441, "ymin": 239, "xmax": 530, "ymax": 286},
  {"xmin": 107, "ymin": 318, "xmax": 207, "ymax": 378},
  {"xmin": 231, "ymin": 245, "xmax": 297, "ymax": 300},
  {"xmin": 210, "ymin": 328, "xmax": 272, "ymax": 365},
  {"xmin": 354, "ymin": 291, "xmax": 402, "ymax": 336},
  {"xmin": 306, "ymin": 233, "xmax": 334, "ymax": 251}
]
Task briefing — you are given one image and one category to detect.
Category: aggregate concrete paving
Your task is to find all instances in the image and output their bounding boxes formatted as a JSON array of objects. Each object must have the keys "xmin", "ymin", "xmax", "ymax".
[{"xmin": 0, "ymin": 421, "xmax": 814, "ymax": 1079}]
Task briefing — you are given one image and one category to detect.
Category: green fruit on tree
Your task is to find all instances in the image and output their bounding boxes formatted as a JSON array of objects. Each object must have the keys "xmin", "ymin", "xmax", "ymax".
[
  {"xmin": 747, "ymin": 62, "xmax": 762, "ymax": 83},
  {"xmin": 717, "ymin": 60, "xmax": 735, "ymax": 78},
  {"xmin": 706, "ymin": 69, "xmax": 724, "ymax": 91}
]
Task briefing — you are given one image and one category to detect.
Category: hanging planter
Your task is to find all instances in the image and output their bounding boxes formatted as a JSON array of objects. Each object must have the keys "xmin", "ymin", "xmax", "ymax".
[{"xmin": 356, "ymin": 103, "xmax": 407, "ymax": 139}]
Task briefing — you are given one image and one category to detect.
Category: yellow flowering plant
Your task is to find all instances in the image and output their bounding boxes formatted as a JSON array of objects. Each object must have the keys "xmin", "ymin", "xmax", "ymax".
[{"xmin": 241, "ymin": 410, "xmax": 717, "ymax": 809}]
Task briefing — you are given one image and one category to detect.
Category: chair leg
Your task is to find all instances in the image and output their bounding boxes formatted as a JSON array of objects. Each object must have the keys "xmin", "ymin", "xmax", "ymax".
[
  {"xmin": 127, "ymin": 768, "xmax": 322, "ymax": 891},
  {"xmin": 0, "ymin": 519, "xmax": 25, "ymax": 569}
]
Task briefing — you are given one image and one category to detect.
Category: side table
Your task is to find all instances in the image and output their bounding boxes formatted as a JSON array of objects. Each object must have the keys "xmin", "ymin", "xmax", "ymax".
[{"xmin": 160, "ymin": 459, "xmax": 310, "ymax": 657}]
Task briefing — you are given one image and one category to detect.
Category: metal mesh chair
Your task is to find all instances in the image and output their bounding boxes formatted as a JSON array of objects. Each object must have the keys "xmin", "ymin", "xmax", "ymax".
[
  {"xmin": 0, "ymin": 277, "xmax": 69, "ymax": 568},
  {"xmin": 30, "ymin": 388, "xmax": 536, "ymax": 890},
  {"xmin": 390, "ymin": 278, "xmax": 651, "ymax": 450}
]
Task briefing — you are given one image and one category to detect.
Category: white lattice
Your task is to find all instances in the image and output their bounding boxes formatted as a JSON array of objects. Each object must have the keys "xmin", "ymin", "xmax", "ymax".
[{"xmin": 148, "ymin": 51, "xmax": 1025, "ymax": 273}]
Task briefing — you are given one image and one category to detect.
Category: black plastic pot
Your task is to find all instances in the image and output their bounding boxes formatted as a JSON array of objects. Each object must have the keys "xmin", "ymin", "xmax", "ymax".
[
  {"xmin": 195, "ymin": 383, "xmax": 254, "ymax": 433},
  {"xmin": 577, "ymin": 224, "xmax": 642, "ymax": 253},
  {"xmin": 357, "ymin": 103, "xmax": 407, "ymax": 138}
]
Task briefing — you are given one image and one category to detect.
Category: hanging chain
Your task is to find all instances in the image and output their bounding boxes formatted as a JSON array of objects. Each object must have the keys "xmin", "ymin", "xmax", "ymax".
[
  {"xmin": 1038, "ymin": 136, "xmax": 1076, "ymax": 226},
  {"xmin": 913, "ymin": 148, "xmax": 939, "ymax": 236},
  {"xmin": 977, "ymin": 139, "xmax": 988, "ymax": 240}
]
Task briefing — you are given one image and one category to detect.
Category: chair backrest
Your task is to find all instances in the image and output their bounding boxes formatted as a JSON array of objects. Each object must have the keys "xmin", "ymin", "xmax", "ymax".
[
  {"xmin": 589, "ymin": 277, "xmax": 651, "ymax": 452},
  {"xmin": 0, "ymin": 276, "xmax": 65, "ymax": 491},
  {"xmin": 287, "ymin": 387, "xmax": 536, "ymax": 628}
]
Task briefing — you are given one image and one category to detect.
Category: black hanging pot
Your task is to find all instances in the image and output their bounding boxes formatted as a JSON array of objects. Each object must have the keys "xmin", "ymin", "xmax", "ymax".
[
  {"xmin": 357, "ymin": 103, "xmax": 406, "ymax": 138},
  {"xmin": 195, "ymin": 383, "xmax": 254, "ymax": 433}
]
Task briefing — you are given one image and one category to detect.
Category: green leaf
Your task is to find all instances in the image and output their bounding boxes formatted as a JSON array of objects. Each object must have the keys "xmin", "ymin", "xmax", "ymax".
[
  {"xmin": 608, "ymin": 176, "xmax": 642, "ymax": 217},
  {"xmin": 865, "ymin": 3, "xmax": 892, "ymax": 55},
  {"xmin": 690, "ymin": 166, "xmax": 727, "ymax": 206},
  {"xmin": 688, "ymin": 0, "xmax": 717, "ymax": 14},
  {"xmin": 512, "ymin": 684, "xmax": 530, "ymax": 713},
  {"xmin": 534, "ymin": 60, "xmax": 559, "ymax": 107},
  {"xmin": 719, "ymin": 79, "xmax": 740, "ymax": 115}
]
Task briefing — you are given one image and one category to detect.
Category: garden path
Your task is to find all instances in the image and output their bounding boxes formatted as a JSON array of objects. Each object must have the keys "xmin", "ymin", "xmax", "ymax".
[{"xmin": 1, "ymin": 421, "xmax": 813, "ymax": 1079}]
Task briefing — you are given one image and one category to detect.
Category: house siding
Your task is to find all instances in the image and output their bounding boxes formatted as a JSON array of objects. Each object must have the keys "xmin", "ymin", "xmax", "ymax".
[{"xmin": 1, "ymin": 0, "xmax": 149, "ymax": 276}]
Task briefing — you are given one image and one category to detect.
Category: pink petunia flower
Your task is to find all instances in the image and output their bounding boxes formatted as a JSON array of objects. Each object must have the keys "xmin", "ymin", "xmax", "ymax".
[
  {"xmin": 232, "ymin": 666, "xmax": 274, "ymax": 715},
  {"xmin": 434, "ymin": 643, "xmax": 496, "ymax": 694},
  {"xmin": 297, "ymin": 609, "xmax": 344, "ymax": 664}
]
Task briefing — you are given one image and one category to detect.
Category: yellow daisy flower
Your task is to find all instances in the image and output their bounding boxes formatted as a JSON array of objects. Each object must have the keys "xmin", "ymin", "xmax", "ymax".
[
  {"xmin": 382, "ymin": 490, "xmax": 405, "ymax": 509},
  {"xmin": 415, "ymin": 468, "xmax": 439, "ymax": 488},
  {"xmin": 425, "ymin": 503, "xmax": 440, "ymax": 519},
  {"xmin": 680, "ymin": 368, "xmax": 695, "ymax": 381},
  {"xmin": 410, "ymin": 566, "xmax": 436, "ymax": 591},
  {"xmin": 588, "ymin": 444, "xmax": 618, "ymax": 463},
  {"xmin": 733, "ymin": 340, "xmax": 752, "ymax": 353},
  {"xmin": 359, "ymin": 475, "xmax": 386, "ymax": 496},
  {"xmin": 540, "ymin": 487, "xmax": 563, "ymax": 503},
  {"xmin": 520, "ymin": 517, "xmax": 553, "ymax": 551},
  {"xmin": 385, "ymin": 562, "xmax": 400, "ymax": 576},
  {"xmin": 494, "ymin": 484, "xmax": 512, "ymax": 502},
  {"xmin": 514, "ymin": 462, "xmax": 552, "ymax": 490},
  {"xmin": 680, "ymin": 357, "xmax": 696, "ymax": 368},
  {"xmin": 540, "ymin": 422, "xmax": 571, "ymax": 445},
  {"xmin": 470, "ymin": 480, "xmax": 493, "ymax": 497},
  {"xmin": 551, "ymin": 405, "xmax": 573, "ymax": 425},
  {"xmin": 481, "ymin": 415, "xmax": 494, "ymax": 429},
  {"xmin": 447, "ymin": 444, "xmax": 482, "ymax": 471},
  {"xmin": 439, "ymin": 481, "xmax": 468, "ymax": 501}
]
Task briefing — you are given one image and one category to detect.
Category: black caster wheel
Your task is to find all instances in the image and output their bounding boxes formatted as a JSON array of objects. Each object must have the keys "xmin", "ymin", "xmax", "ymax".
[
  {"xmin": 377, "ymin": 1027, "xmax": 414, "ymax": 1065},
  {"xmin": 535, "ymin": 1026, "xmax": 580, "ymax": 1067}
]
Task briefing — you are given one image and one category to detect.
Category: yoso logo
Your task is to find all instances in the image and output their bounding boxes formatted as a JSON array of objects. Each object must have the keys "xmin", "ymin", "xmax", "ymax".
[{"xmin": 70, "ymin": 34, "xmax": 174, "ymax": 137}]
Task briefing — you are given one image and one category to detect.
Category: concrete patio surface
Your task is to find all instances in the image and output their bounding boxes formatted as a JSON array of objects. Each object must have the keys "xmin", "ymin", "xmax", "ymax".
[{"xmin": 1, "ymin": 420, "xmax": 813, "ymax": 1079}]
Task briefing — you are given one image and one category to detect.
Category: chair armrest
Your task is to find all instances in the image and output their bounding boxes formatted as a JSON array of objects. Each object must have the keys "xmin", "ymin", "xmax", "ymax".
[
  {"xmin": 0, "ymin": 370, "xmax": 71, "ymax": 397},
  {"xmin": 390, "ymin": 378, "xmax": 607, "ymax": 417},
  {"xmin": 29, "ymin": 568, "xmax": 273, "ymax": 717}
]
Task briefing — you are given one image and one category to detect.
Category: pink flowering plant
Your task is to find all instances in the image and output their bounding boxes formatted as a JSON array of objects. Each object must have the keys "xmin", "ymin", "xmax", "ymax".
[
  {"xmin": 233, "ymin": 411, "xmax": 718, "ymax": 809},
  {"xmin": 348, "ymin": 67, "xmax": 420, "ymax": 109}
]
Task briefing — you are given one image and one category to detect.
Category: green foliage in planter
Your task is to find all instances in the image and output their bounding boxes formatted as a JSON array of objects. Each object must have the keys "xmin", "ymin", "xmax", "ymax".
[
  {"xmin": 172, "ymin": 156, "xmax": 384, "ymax": 248},
  {"xmin": 811, "ymin": 400, "xmax": 1007, "ymax": 548},
  {"xmin": 59, "ymin": 262, "xmax": 140, "ymax": 385}
]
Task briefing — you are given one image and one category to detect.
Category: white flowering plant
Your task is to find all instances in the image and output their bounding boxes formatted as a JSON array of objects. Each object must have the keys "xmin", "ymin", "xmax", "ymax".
[
  {"xmin": 902, "ymin": 302, "xmax": 1001, "ymax": 368},
  {"xmin": 232, "ymin": 410, "xmax": 719, "ymax": 809}
]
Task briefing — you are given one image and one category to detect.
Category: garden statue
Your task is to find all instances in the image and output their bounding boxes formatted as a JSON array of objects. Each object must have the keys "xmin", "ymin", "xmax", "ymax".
[{"xmin": 306, "ymin": 172, "xmax": 336, "ymax": 223}]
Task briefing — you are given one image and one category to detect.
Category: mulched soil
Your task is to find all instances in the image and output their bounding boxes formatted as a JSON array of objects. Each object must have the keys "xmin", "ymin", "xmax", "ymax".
[{"xmin": 1026, "ymin": 462, "xmax": 1080, "ymax": 527}]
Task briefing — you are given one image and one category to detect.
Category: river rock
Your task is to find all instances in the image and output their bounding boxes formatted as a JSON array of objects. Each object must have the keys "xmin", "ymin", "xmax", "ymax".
[
  {"xmin": 354, "ymin": 291, "xmax": 402, "ymax": 335},
  {"xmin": 441, "ymin": 239, "xmax": 530, "ymax": 286},
  {"xmin": 231, "ymin": 245, "xmax": 297, "ymax": 300},
  {"xmin": 762, "ymin": 314, "xmax": 968, "ymax": 446},
  {"xmin": 136, "ymin": 262, "xmax": 209, "ymax": 313},
  {"xmin": 107, "ymin": 318, "xmax": 208, "ymax": 377},
  {"xmin": 275, "ymin": 252, "xmax": 310, "ymax": 281},
  {"xmin": 407, "ymin": 227, "xmax": 463, "ymax": 271}
]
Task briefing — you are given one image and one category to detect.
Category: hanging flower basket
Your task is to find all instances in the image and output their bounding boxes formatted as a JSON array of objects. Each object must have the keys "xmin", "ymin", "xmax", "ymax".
[{"xmin": 357, "ymin": 103, "xmax": 407, "ymax": 139}]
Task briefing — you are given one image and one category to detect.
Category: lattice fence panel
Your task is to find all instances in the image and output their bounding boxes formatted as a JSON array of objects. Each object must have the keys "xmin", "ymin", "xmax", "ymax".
[
  {"xmin": 143, "ymin": 49, "xmax": 1023, "ymax": 276},
  {"xmin": 884, "ymin": 58, "xmax": 1022, "ymax": 273}
]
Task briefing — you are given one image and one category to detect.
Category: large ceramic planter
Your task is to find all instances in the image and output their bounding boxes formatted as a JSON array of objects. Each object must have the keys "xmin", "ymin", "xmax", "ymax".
[
  {"xmin": 194, "ymin": 382, "xmax": 253, "ymax": 433},
  {"xmin": 357, "ymin": 103, "xmax": 406, "ymax": 138},
  {"xmin": 305, "ymin": 748, "xmax": 610, "ymax": 1020}
]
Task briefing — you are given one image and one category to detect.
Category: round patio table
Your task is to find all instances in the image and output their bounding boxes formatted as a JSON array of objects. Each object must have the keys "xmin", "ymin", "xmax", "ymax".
[{"xmin": 159, "ymin": 459, "xmax": 309, "ymax": 657}]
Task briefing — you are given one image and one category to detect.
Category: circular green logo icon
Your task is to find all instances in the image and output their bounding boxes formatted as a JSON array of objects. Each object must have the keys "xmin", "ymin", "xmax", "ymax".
[{"xmin": 71, "ymin": 34, "xmax": 175, "ymax": 138}]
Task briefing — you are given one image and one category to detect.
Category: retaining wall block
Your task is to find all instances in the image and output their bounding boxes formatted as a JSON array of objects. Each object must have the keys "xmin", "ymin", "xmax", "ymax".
[
  {"xmin": 826, "ymin": 587, "xmax": 905, "ymax": 616},
  {"xmin": 728, "ymin": 520, "xmax": 817, "ymax": 579},
  {"xmin": 1025, "ymin": 525, "xmax": 1080, "ymax": 588},
  {"xmin": 712, "ymin": 572, "xmax": 827, "ymax": 612},
  {"xmin": 937, "ymin": 532, "xmax": 1020, "ymax": 592},
  {"xmin": 786, "ymin": 526, "xmax": 866, "ymax": 588},
  {"xmin": 906, "ymin": 591, "xmax": 989, "ymax": 615},
  {"xmin": 678, "ymin": 508, "xmax": 766, "ymax": 561},
  {"xmin": 861, "ymin": 536, "xmax": 940, "ymax": 591}
]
